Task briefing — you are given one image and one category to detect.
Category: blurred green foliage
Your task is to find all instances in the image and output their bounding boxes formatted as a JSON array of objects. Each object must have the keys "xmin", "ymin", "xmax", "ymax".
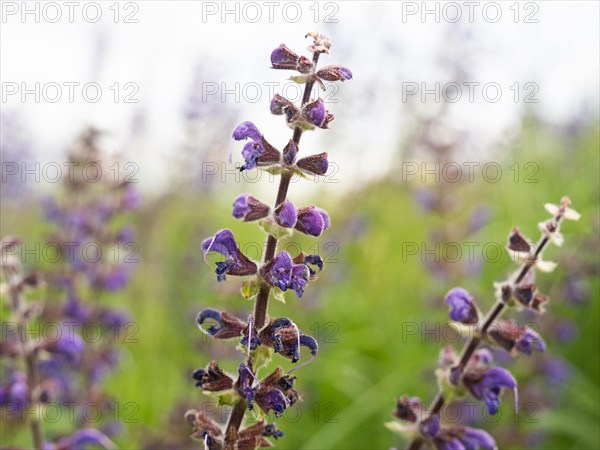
[{"xmin": 2, "ymin": 119, "xmax": 599, "ymax": 449}]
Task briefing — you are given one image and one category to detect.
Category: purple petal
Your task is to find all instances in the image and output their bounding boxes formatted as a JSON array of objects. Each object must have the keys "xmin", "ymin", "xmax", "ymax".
[
  {"xmin": 303, "ymin": 98, "xmax": 326, "ymax": 127},
  {"xmin": 461, "ymin": 428, "xmax": 496, "ymax": 450},
  {"xmin": 268, "ymin": 252, "xmax": 293, "ymax": 291},
  {"xmin": 295, "ymin": 206, "xmax": 326, "ymax": 237},
  {"xmin": 275, "ymin": 201, "xmax": 298, "ymax": 228},
  {"xmin": 445, "ymin": 288, "xmax": 478, "ymax": 324},
  {"xmin": 232, "ymin": 121, "xmax": 261, "ymax": 141},
  {"xmin": 202, "ymin": 229, "xmax": 238, "ymax": 259},
  {"xmin": 290, "ymin": 264, "xmax": 309, "ymax": 298},
  {"xmin": 233, "ymin": 194, "xmax": 251, "ymax": 219}
]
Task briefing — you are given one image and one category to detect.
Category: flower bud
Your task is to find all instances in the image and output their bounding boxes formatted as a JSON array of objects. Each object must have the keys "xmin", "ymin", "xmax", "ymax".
[
  {"xmin": 232, "ymin": 194, "xmax": 270, "ymax": 222},
  {"xmin": 444, "ymin": 288, "xmax": 479, "ymax": 324},
  {"xmin": 271, "ymin": 44, "xmax": 301, "ymax": 70},
  {"xmin": 274, "ymin": 200, "xmax": 298, "ymax": 228},
  {"xmin": 316, "ymin": 65, "xmax": 353, "ymax": 81},
  {"xmin": 295, "ymin": 206, "xmax": 330, "ymax": 237},
  {"xmin": 296, "ymin": 152, "xmax": 328, "ymax": 176}
]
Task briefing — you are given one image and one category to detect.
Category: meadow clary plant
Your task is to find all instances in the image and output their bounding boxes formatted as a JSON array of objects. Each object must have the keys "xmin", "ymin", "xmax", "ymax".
[
  {"xmin": 185, "ymin": 32, "xmax": 351, "ymax": 449},
  {"xmin": 387, "ymin": 197, "xmax": 580, "ymax": 450},
  {"xmin": 1, "ymin": 237, "xmax": 115, "ymax": 450},
  {"xmin": 1, "ymin": 130, "xmax": 139, "ymax": 450}
]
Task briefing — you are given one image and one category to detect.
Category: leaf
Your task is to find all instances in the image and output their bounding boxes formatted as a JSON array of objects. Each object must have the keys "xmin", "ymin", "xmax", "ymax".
[
  {"xmin": 241, "ymin": 277, "xmax": 260, "ymax": 300},
  {"xmin": 251, "ymin": 345, "xmax": 274, "ymax": 373},
  {"xmin": 272, "ymin": 288, "xmax": 286, "ymax": 304}
]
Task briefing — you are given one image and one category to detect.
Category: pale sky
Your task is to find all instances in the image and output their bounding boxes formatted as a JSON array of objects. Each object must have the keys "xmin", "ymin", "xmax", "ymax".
[{"xmin": 1, "ymin": 1, "xmax": 599, "ymax": 196}]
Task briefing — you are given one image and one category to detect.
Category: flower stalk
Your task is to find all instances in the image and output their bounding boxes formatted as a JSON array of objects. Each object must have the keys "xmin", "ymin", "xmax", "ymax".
[{"xmin": 388, "ymin": 197, "xmax": 580, "ymax": 450}]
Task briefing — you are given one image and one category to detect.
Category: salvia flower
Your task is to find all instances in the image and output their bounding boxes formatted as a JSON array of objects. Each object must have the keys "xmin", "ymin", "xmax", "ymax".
[
  {"xmin": 486, "ymin": 320, "xmax": 546, "ymax": 356},
  {"xmin": 295, "ymin": 206, "xmax": 330, "ymax": 237},
  {"xmin": 257, "ymin": 318, "xmax": 318, "ymax": 363},
  {"xmin": 262, "ymin": 251, "xmax": 293, "ymax": 291},
  {"xmin": 232, "ymin": 194, "xmax": 270, "ymax": 222},
  {"xmin": 43, "ymin": 428, "xmax": 116, "ymax": 450},
  {"xmin": 232, "ymin": 121, "xmax": 281, "ymax": 171},
  {"xmin": 316, "ymin": 65, "xmax": 353, "ymax": 81},
  {"xmin": 271, "ymin": 94, "xmax": 299, "ymax": 123},
  {"xmin": 202, "ymin": 229, "xmax": 258, "ymax": 281},
  {"xmin": 254, "ymin": 367, "xmax": 298, "ymax": 417},
  {"xmin": 302, "ymin": 98, "xmax": 326, "ymax": 128},
  {"xmin": 463, "ymin": 367, "xmax": 518, "ymax": 415},
  {"xmin": 445, "ymin": 287, "xmax": 479, "ymax": 324},
  {"xmin": 192, "ymin": 361, "xmax": 234, "ymax": 392},
  {"xmin": 197, "ymin": 308, "xmax": 246, "ymax": 340},
  {"xmin": 296, "ymin": 152, "xmax": 329, "ymax": 176},
  {"xmin": 433, "ymin": 426, "xmax": 497, "ymax": 450},
  {"xmin": 274, "ymin": 200, "xmax": 298, "ymax": 228},
  {"xmin": 42, "ymin": 332, "xmax": 85, "ymax": 365},
  {"xmin": 282, "ymin": 139, "xmax": 298, "ymax": 166},
  {"xmin": 236, "ymin": 362, "xmax": 256, "ymax": 408},
  {"xmin": 271, "ymin": 44, "xmax": 313, "ymax": 73}
]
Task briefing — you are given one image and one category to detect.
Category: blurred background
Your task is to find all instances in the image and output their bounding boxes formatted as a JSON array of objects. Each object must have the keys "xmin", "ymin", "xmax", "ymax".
[{"xmin": 1, "ymin": 1, "xmax": 599, "ymax": 449}]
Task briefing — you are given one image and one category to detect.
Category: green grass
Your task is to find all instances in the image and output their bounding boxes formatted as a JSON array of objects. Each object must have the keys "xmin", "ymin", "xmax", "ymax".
[{"xmin": 2, "ymin": 119, "xmax": 598, "ymax": 449}]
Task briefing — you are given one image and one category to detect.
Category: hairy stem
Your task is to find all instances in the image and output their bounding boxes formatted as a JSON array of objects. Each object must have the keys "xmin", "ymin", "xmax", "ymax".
[
  {"xmin": 406, "ymin": 205, "xmax": 565, "ymax": 450},
  {"xmin": 226, "ymin": 52, "xmax": 323, "ymax": 447}
]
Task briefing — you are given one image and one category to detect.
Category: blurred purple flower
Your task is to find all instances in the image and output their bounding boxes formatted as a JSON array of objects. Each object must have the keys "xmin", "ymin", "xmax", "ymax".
[{"xmin": 445, "ymin": 288, "xmax": 478, "ymax": 324}]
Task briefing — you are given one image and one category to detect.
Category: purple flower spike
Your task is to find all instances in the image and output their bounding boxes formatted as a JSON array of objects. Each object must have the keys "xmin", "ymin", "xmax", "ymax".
[
  {"xmin": 271, "ymin": 44, "xmax": 300, "ymax": 70},
  {"xmin": 303, "ymin": 98, "xmax": 326, "ymax": 127},
  {"xmin": 316, "ymin": 65, "xmax": 353, "ymax": 82},
  {"xmin": 202, "ymin": 229, "xmax": 257, "ymax": 281},
  {"xmin": 461, "ymin": 427, "xmax": 496, "ymax": 450},
  {"xmin": 515, "ymin": 327, "xmax": 546, "ymax": 355},
  {"xmin": 232, "ymin": 121, "xmax": 262, "ymax": 142},
  {"xmin": 295, "ymin": 206, "xmax": 329, "ymax": 237},
  {"xmin": 466, "ymin": 367, "xmax": 517, "ymax": 415},
  {"xmin": 274, "ymin": 200, "xmax": 298, "ymax": 228},
  {"xmin": 262, "ymin": 251, "xmax": 293, "ymax": 291},
  {"xmin": 232, "ymin": 194, "xmax": 270, "ymax": 222},
  {"xmin": 445, "ymin": 288, "xmax": 479, "ymax": 324},
  {"xmin": 290, "ymin": 264, "xmax": 309, "ymax": 298},
  {"xmin": 296, "ymin": 152, "xmax": 329, "ymax": 176}
]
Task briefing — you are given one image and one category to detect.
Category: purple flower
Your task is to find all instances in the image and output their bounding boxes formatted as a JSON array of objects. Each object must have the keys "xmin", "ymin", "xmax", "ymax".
[
  {"xmin": 121, "ymin": 183, "xmax": 140, "ymax": 210},
  {"xmin": 283, "ymin": 140, "xmax": 298, "ymax": 166},
  {"xmin": 270, "ymin": 44, "xmax": 300, "ymax": 70},
  {"xmin": 45, "ymin": 333, "xmax": 85, "ymax": 365},
  {"xmin": 232, "ymin": 121, "xmax": 262, "ymax": 141},
  {"xmin": 257, "ymin": 388, "xmax": 289, "ymax": 417},
  {"xmin": 262, "ymin": 251, "xmax": 293, "ymax": 291},
  {"xmin": 271, "ymin": 95, "xmax": 298, "ymax": 123},
  {"xmin": 232, "ymin": 194, "xmax": 270, "ymax": 222},
  {"xmin": 419, "ymin": 415, "xmax": 440, "ymax": 437},
  {"xmin": 192, "ymin": 361, "xmax": 234, "ymax": 391},
  {"xmin": 302, "ymin": 98, "xmax": 326, "ymax": 127},
  {"xmin": 460, "ymin": 427, "xmax": 496, "ymax": 450},
  {"xmin": 542, "ymin": 357, "xmax": 571, "ymax": 384},
  {"xmin": 0, "ymin": 371, "xmax": 28, "ymax": 409},
  {"xmin": 202, "ymin": 229, "xmax": 258, "ymax": 281},
  {"xmin": 290, "ymin": 264, "xmax": 309, "ymax": 297},
  {"xmin": 515, "ymin": 327, "xmax": 546, "ymax": 355},
  {"xmin": 236, "ymin": 362, "xmax": 256, "ymax": 408},
  {"xmin": 45, "ymin": 428, "xmax": 115, "ymax": 450},
  {"xmin": 465, "ymin": 367, "xmax": 517, "ymax": 415},
  {"xmin": 445, "ymin": 288, "xmax": 479, "ymax": 324},
  {"xmin": 232, "ymin": 122, "xmax": 281, "ymax": 171},
  {"xmin": 296, "ymin": 152, "xmax": 329, "ymax": 176},
  {"xmin": 295, "ymin": 206, "xmax": 330, "ymax": 237},
  {"xmin": 102, "ymin": 264, "xmax": 130, "ymax": 291},
  {"xmin": 97, "ymin": 306, "xmax": 130, "ymax": 330},
  {"xmin": 274, "ymin": 200, "xmax": 298, "ymax": 228},
  {"xmin": 316, "ymin": 65, "xmax": 353, "ymax": 82}
]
